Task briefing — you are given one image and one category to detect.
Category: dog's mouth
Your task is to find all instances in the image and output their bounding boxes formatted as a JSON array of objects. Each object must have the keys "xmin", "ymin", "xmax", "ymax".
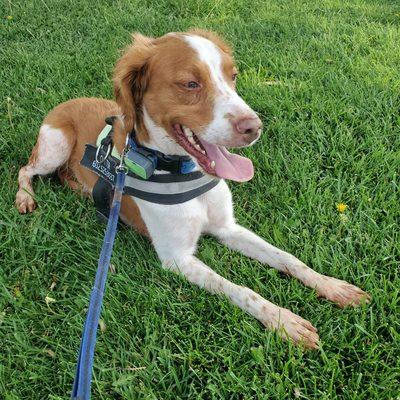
[{"xmin": 171, "ymin": 124, "xmax": 254, "ymax": 182}]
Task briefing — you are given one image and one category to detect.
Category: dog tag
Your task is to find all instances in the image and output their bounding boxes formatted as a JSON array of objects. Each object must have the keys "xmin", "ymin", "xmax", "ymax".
[{"xmin": 124, "ymin": 149, "xmax": 156, "ymax": 179}]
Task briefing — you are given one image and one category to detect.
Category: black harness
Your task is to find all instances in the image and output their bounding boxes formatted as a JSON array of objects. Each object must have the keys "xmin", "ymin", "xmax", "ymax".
[{"xmin": 80, "ymin": 120, "xmax": 219, "ymax": 220}]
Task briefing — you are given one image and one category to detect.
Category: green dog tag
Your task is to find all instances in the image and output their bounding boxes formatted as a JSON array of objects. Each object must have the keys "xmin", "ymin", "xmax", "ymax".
[{"xmin": 124, "ymin": 149, "xmax": 156, "ymax": 179}]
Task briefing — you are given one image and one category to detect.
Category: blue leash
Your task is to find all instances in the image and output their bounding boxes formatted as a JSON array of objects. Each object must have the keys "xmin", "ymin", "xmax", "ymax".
[{"xmin": 71, "ymin": 154, "xmax": 127, "ymax": 399}]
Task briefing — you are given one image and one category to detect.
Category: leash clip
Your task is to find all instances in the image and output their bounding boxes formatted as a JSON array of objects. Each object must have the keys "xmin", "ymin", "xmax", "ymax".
[{"xmin": 116, "ymin": 134, "xmax": 129, "ymax": 175}]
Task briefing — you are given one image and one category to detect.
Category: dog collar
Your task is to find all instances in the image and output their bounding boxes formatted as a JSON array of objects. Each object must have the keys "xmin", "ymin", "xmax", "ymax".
[{"xmin": 96, "ymin": 125, "xmax": 196, "ymax": 175}]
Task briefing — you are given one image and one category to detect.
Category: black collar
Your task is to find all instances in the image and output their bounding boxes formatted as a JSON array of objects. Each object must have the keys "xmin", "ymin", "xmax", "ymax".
[{"xmin": 128, "ymin": 130, "xmax": 197, "ymax": 174}]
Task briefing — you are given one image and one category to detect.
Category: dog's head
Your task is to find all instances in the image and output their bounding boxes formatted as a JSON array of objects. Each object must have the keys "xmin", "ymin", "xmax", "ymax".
[{"xmin": 113, "ymin": 30, "xmax": 262, "ymax": 182}]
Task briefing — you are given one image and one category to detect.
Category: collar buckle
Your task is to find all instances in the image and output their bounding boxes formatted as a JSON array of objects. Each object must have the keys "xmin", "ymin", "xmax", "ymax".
[{"xmin": 157, "ymin": 153, "xmax": 186, "ymax": 174}]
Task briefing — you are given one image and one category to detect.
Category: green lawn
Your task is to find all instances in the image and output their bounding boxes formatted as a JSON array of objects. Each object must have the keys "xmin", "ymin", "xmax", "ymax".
[{"xmin": 1, "ymin": 0, "xmax": 400, "ymax": 399}]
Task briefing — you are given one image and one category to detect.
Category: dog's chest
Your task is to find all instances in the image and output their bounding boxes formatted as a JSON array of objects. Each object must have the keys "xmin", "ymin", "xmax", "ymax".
[{"xmin": 134, "ymin": 180, "xmax": 232, "ymax": 247}]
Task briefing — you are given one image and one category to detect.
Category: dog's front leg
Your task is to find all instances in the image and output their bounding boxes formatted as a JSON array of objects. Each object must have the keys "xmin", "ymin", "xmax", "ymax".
[
  {"xmin": 136, "ymin": 199, "xmax": 318, "ymax": 348},
  {"xmin": 212, "ymin": 223, "xmax": 370, "ymax": 308},
  {"xmin": 162, "ymin": 254, "xmax": 319, "ymax": 349}
]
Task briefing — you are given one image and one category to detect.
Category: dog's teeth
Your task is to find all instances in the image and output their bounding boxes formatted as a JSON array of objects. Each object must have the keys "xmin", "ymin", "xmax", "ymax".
[
  {"xmin": 184, "ymin": 127, "xmax": 193, "ymax": 137},
  {"xmin": 210, "ymin": 160, "xmax": 216, "ymax": 168},
  {"xmin": 183, "ymin": 127, "xmax": 204, "ymax": 152}
]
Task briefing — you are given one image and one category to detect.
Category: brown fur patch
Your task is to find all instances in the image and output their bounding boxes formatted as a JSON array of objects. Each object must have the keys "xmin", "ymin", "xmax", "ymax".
[
  {"xmin": 140, "ymin": 34, "xmax": 216, "ymax": 139},
  {"xmin": 43, "ymin": 97, "xmax": 148, "ymax": 232}
]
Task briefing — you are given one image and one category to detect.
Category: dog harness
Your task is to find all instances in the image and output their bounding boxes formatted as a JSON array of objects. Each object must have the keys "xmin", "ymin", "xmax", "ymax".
[{"xmin": 80, "ymin": 120, "xmax": 220, "ymax": 219}]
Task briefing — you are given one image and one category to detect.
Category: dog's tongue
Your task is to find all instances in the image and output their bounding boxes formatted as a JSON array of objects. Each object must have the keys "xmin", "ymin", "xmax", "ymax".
[{"xmin": 199, "ymin": 140, "xmax": 254, "ymax": 182}]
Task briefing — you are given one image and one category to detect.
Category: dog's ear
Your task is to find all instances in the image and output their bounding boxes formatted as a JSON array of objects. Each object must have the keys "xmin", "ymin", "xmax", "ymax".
[{"xmin": 113, "ymin": 33, "xmax": 154, "ymax": 134}]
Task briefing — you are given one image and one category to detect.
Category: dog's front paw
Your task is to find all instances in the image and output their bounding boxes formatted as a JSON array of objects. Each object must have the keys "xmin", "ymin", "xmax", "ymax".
[
  {"xmin": 318, "ymin": 277, "xmax": 370, "ymax": 308},
  {"xmin": 262, "ymin": 307, "xmax": 320, "ymax": 350},
  {"xmin": 15, "ymin": 190, "xmax": 36, "ymax": 214}
]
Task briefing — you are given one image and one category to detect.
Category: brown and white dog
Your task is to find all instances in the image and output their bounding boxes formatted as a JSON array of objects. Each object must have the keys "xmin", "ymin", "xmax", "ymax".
[{"xmin": 15, "ymin": 30, "xmax": 370, "ymax": 349}]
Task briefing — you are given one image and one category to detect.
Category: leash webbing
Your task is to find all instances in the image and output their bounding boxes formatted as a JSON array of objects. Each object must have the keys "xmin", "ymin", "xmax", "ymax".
[{"xmin": 71, "ymin": 161, "xmax": 127, "ymax": 399}]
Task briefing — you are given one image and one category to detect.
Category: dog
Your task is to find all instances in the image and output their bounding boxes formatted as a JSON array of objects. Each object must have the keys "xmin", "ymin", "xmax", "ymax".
[{"xmin": 15, "ymin": 30, "xmax": 370, "ymax": 349}]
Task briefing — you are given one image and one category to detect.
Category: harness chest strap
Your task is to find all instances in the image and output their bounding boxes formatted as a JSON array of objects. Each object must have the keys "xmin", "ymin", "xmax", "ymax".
[{"xmin": 80, "ymin": 126, "xmax": 220, "ymax": 212}]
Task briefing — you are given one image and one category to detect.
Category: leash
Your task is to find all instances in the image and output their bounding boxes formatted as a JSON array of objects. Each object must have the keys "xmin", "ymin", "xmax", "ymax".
[
  {"xmin": 71, "ymin": 124, "xmax": 128, "ymax": 400},
  {"xmin": 71, "ymin": 116, "xmax": 218, "ymax": 398}
]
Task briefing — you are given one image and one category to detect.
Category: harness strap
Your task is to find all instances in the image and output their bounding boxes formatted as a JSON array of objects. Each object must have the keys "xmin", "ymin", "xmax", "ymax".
[
  {"xmin": 92, "ymin": 177, "xmax": 113, "ymax": 222},
  {"xmin": 80, "ymin": 144, "xmax": 220, "ymax": 205}
]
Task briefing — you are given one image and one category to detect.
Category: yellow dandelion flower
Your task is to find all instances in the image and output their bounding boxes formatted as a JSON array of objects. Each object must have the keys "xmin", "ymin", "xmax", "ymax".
[
  {"xmin": 6, "ymin": 15, "xmax": 13, "ymax": 20},
  {"xmin": 13, "ymin": 286, "xmax": 21, "ymax": 298},
  {"xmin": 336, "ymin": 203, "xmax": 347, "ymax": 213}
]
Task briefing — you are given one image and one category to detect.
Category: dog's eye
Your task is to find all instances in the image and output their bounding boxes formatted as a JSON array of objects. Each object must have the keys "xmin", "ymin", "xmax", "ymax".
[
  {"xmin": 185, "ymin": 81, "xmax": 200, "ymax": 89},
  {"xmin": 232, "ymin": 73, "xmax": 238, "ymax": 82}
]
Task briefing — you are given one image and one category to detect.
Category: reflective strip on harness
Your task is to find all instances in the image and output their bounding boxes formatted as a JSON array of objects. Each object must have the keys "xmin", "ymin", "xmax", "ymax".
[{"xmin": 125, "ymin": 173, "xmax": 215, "ymax": 194}]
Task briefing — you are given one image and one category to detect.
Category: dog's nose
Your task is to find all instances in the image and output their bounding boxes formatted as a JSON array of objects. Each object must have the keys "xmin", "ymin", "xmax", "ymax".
[{"xmin": 233, "ymin": 115, "xmax": 262, "ymax": 136}]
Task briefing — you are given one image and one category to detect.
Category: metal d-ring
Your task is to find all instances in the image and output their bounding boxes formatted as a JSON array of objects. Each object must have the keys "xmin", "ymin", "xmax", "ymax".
[{"xmin": 95, "ymin": 143, "xmax": 111, "ymax": 164}]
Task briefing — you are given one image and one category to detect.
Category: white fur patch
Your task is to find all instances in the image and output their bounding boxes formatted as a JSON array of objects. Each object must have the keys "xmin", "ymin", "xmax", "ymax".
[
  {"xmin": 34, "ymin": 124, "xmax": 71, "ymax": 174},
  {"xmin": 184, "ymin": 35, "xmax": 230, "ymax": 96},
  {"xmin": 142, "ymin": 107, "xmax": 185, "ymax": 155},
  {"xmin": 184, "ymin": 35, "xmax": 256, "ymax": 145},
  {"xmin": 15, "ymin": 124, "xmax": 72, "ymax": 213}
]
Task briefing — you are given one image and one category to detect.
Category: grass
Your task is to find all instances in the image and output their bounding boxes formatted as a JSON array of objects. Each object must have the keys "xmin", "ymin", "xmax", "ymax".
[{"xmin": 1, "ymin": 0, "xmax": 400, "ymax": 398}]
